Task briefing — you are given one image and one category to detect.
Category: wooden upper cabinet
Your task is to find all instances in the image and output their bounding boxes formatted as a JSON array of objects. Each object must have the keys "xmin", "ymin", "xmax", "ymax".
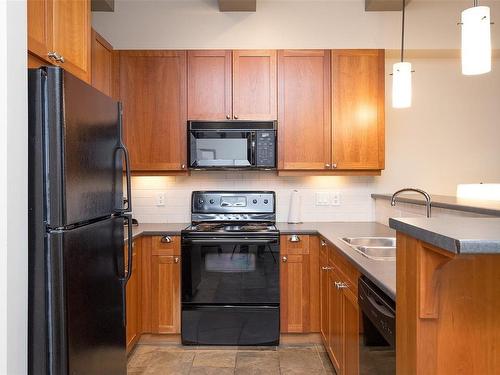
[
  {"xmin": 28, "ymin": 0, "xmax": 91, "ymax": 82},
  {"xmin": 52, "ymin": 0, "xmax": 91, "ymax": 82},
  {"xmin": 119, "ymin": 51, "xmax": 187, "ymax": 172},
  {"xmin": 28, "ymin": 0, "xmax": 53, "ymax": 60},
  {"xmin": 91, "ymin": 29, "xmax": 114, "ymax": 97},
  {"xmin": 331, "ymin": 50, "xmax": 385, "ymax": 170},
  {"xmin": 232, "ymin": 50, "xmax": 277, "ymax": 120},
  {"xmin": 187, "ymin": 50, "xmax": 232, "ymax": 120},
  {"xmin": 278, "ymin": 50, "xmax": 331, "ymax": 170}
]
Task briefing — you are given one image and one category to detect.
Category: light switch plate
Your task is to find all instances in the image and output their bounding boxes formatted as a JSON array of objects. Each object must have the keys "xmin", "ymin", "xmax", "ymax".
[
  {"xmin": 315, "ymin": 192, "xmax": 330, "ymax": 206},
  {"xmin": 155, "ymin": 192, "xmax": 166, "ymax": 206},
  {"xmin": 331, "ymin": 191, "xmax": 341, "ymax": 206}
]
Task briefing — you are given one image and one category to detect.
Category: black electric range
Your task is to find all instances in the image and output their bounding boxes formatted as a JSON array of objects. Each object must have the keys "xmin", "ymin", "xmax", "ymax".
[{"xmin": 181, "ymin": 191, "xmax": 280, "ymax": 346}]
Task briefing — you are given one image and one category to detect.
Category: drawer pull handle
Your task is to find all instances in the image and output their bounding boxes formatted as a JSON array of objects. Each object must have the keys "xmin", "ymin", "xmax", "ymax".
[
  {"xmin": 174, "ymin": 256, "xmax": 180, "ymax": 264},
  {"xmin": 335, "ymin": 281, "xmax": 348, "ymax": 289},
  {"xmin": 321, "ymin": 266, "xmax": 332, "ymax": 271},
  {"xmin": 161, "ymin": 236, "xmax": 172, "ymax": 243},
  {"xmin": 282, "ymin": 256, "xmax": 288, "ymax": 263},
  {"xmin": 289, "ymin": 235, "xmax": 300, "ymax": 243}
]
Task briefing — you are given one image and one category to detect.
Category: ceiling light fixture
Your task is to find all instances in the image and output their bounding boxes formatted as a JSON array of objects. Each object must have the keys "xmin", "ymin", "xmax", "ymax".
[
  {"xmin": 460, "ymin": 1, "xmax": 492, "ymax": 75},
  {"xmin": 392, "ymin": 0, "xmax": 412, "ymax": 109}
]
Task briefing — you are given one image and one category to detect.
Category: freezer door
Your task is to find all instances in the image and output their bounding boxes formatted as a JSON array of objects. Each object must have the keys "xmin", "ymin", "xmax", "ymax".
[
  {"xmin": 45, "ymin": 217, "xmax": 126, "ymax": 375},
  {"xmin": 41, "ymin": 67, "xmax": 123, "ymax": 226}
]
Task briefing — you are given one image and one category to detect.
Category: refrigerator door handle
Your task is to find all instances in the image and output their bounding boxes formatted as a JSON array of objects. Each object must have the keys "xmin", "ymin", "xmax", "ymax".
[
  {"xmin": 123, "ymin": 213, "xmax": 134, "ymax": 285},
  {"xmin": 116, "ymin": 102, "xmax": 132, "ymax": 214},
  {"xmin": 116, "ymin": 145, "xmax": 132, "ymax": 213}
]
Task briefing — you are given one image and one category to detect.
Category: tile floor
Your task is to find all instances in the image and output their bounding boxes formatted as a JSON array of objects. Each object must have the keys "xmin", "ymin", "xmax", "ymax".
[{"xmin": 128, "ymin": 340, "xmax": 336, "ymax": 375}]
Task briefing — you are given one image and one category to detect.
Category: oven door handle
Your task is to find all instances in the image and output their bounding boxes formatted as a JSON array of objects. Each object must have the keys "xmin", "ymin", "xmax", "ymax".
[{"xmin": 184, "ymin": 238, "xmax": 278, "ymax": 244}]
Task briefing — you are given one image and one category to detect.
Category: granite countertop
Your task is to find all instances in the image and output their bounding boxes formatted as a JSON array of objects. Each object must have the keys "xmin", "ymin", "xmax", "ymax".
[
  {"xmin": 126, "ymin": 221, "xmax": 396, "ymax": 300},
  {"xmin": 389, "ymin": 217, "xmax": 500, "ymax": 254},
  {"xmin": 372, "ymin": 193, "xmax": 500, "ymax": 217}
]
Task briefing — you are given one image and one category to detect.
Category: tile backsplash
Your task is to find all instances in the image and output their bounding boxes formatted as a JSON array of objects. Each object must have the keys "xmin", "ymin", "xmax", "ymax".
[{"xmin": 129, "ymin": 172, "xmax": 378, "ymax": 224}]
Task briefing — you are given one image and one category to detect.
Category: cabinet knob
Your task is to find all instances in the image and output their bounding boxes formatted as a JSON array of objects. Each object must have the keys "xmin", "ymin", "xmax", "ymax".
[
  {"xmin": 161, "ymin": 235, "xmax": 172, "ymax": 243},
  {"xmin": 174, "ymin": 257, "xmax": 180, "ymax": 264},
  {"xmin": 289, "ymin": 234, "xmax": 300, "ymax": 243},
  {"xmin": 226, "ymin": 115, "xmax": 231, "ymax": 120},
  {"xmin": 325, "ymin": 163, "xmax": 331, "ymax": 169},
  {"xmin": 321, "ymin": 240, "xmax": 327, "ymax": 247},
  {"xmin": 181, "ymin": 164, "xmax": 186, "ymax": 169},
  {"xmin": 282, "ymin": 256, "xmax": 288, "ymax": 263},
  {"xmin": 234, "ymin": 115, "xmax": 238, "ymax": 120},
  {"xmin": 332, "ymin": 163, "xmax": 337, "ymax": 169}
]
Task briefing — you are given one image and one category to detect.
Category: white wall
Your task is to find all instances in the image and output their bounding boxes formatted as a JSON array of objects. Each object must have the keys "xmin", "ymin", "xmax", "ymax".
[
  {"xmin": 94, "ymin": 0, "xmax": 500, "ymax": 221},
  {"xmin": 0, "ymin": 1, "xmax": 28, "ymax": 374}
]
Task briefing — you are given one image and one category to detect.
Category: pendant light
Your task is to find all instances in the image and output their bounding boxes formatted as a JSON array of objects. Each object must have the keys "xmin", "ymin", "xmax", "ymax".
[
  {"xmin": 461, "ymin": 1, "xmax": 492, "ymax": 75},
  {"xmin": 392, "ymin": 0, "xmax": 412, "ymax": 109}
]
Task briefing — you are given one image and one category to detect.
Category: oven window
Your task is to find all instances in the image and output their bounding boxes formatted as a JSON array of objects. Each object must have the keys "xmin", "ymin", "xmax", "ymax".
[
  {"xmin": 182, "ymin": 240, "xmax": 279, "ymax": 305},
  {"xmin": 190, "ymin": 132, "xmax": 251, "ymax": 167}
]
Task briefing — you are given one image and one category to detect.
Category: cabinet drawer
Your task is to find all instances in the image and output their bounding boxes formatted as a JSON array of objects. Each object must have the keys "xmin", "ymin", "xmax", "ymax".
[
  {"xmin": 281, "ymin": 234, "xmax": 310, "ymax": 255},
  {"xmin": 151, "ymin": 235, "xmax": 180, "ymax": 256}
]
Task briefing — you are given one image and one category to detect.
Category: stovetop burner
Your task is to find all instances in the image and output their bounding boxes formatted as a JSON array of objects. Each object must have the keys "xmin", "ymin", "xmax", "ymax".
[{"xmin": 187, "ymin": 222, "xmax": 277, "ymax": 233}]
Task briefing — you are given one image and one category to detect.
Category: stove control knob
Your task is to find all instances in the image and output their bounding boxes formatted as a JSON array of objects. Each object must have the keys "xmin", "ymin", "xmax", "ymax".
[
  {"xmin": 209, "ymin": 199, "xmax": 215, "ymax": 204},
  {"xmin": 198, "ymin": 198, "xmax": 204, "ymax": 205},
  {"xmin": 264, "ymin": 199, "xmax": 269, "ymax": 204},
  {"xmin": 252, "ymin": 199, "xmax": 258, "ymax": 204}
]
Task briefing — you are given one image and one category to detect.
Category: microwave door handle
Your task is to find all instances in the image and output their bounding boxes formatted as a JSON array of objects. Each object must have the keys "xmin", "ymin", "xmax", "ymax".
[{"xmin": 250, "ymin": 132, "xmax": 256, "ymax": 166}]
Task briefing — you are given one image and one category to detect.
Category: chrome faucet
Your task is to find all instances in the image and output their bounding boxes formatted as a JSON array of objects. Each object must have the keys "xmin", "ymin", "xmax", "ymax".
[{"xmin": 391, "ymin": 188, "xmax": 432, "ymax": 218}]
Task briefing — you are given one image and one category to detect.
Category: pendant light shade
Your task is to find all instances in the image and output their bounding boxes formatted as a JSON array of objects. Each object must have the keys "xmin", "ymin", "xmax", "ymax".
[
  {"xmin": 392, "ymin": 0, "xmax": 412, "ymax": 109},
  {"xmin": 461, "ymin": 5, "xmax": 491, "ymax": 75},
  {"xmin": 392, "ymin": 62, "xmax": 412, "ymax": 108}
]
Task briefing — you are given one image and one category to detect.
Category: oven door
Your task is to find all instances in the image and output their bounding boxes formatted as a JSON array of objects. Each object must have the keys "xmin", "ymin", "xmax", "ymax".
[
  {"xmin": 181, "ymin": 235, "xmax": 279, "ymax": 305},
  {"xmin": 189, "ymin": 130, "xmax": 255, "ymax": 168}
]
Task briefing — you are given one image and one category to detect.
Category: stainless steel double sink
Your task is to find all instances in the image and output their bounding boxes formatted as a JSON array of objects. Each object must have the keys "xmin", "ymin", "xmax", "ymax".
[{"xmin": 341, "ymin": 237, "xmax": 396, "ymax": 261}]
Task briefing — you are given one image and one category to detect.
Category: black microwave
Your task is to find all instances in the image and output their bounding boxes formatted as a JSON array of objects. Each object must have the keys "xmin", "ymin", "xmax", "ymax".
[{"xmin": 188, "ymin": 121, "xmax": 277, "ymax": 170}]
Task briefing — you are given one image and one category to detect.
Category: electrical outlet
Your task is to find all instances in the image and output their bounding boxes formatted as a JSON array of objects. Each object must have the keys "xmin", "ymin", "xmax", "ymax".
[
  {"xmin": 315, "ymin": 192, "xmax": 330, "ymax": 206},
  {"xmin": 331, "ymin": 191, "xmax": 341, "ymax": 206},
  {"xmin": 155, "ymin": 192, "xmax": 166, "ymax": 206}
]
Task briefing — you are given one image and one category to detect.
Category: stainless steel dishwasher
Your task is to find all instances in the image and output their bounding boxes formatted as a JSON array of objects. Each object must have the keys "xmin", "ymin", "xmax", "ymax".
[{"xmin": 358, "ymin": 276, "xmax": 396, "ymax": 375}]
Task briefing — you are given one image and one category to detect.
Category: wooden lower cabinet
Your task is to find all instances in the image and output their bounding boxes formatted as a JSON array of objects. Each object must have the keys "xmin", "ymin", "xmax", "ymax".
[
  {"xmin": 125, "ymin": 235, "xmax": 182, "ymax": 353},
  {"xmin": 151, "ymin": 254, "xmax": 181, "ymax": 334},
  {"xmin": 320, "ymin": 238, "xmax": 361, "ymax": 375},
  {"xmin": 280, "ymin": 234, "xmax": 320, "ymax": 333},
  {"xmin": 125, "ymin": 239, "xmax": 141, "ymax": 352}
]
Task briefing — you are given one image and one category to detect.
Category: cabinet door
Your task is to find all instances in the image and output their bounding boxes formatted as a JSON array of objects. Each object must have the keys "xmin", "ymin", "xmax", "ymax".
[
  {"xmin": 342, "ymin": 287, "xmax": 360, "ymax": 375},
  {"xmin": 91, "ymin": 29, "xmax": 113, "ymax": 97},
  {"xmin": 52, "ymin": 0, "xmax": 91, "ymax": 82},
  {"xmin": 278, "ymin": 50, "xmax": 331, "ymax": 170},
  {"xmin": 187, "ymin": 50, "xmax": 232, "ymax": 120},
  {"xmin": 125, "ymin": 240, "xmax": 140, "ymax": 352},
  {"xmin": 232, "ymin": 50, "xmax": 277, "ymax": 120},
  {"xmin": 28, "ymin": 0, "xmax": 53, "ymax": 61},
  {"xmin": 119, "ymin": 51, "xmax": 187, "ymax": 172},
  {"xmin": 280, "ymin": 253, "xmax": 310, "ymax": 333},
  {"xmin": 328, "ymin": 268, "xmax": 343, "ymax": 372},
  {"xmin": 151, "ymin": 255, "xmax": 180, "ymax": 334},
  {"xmin": 320, "ymin": 240, "xmax": 329, "ymax": 344},
  {"xmin": 331, "ymin": 50, "xmax": 385, "ymax": 170}
]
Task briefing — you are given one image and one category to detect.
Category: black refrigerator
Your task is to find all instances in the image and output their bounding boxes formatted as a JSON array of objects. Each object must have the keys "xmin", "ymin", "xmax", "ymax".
[{"xmin": 28, "ymin": 67, "xmax": 133, "ymax": 375}]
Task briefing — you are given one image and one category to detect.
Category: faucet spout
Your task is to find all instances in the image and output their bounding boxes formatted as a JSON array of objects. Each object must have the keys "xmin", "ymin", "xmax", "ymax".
[{"xmin": 391, "ymin": 188, "xmax": 432, "ymax": 218}]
